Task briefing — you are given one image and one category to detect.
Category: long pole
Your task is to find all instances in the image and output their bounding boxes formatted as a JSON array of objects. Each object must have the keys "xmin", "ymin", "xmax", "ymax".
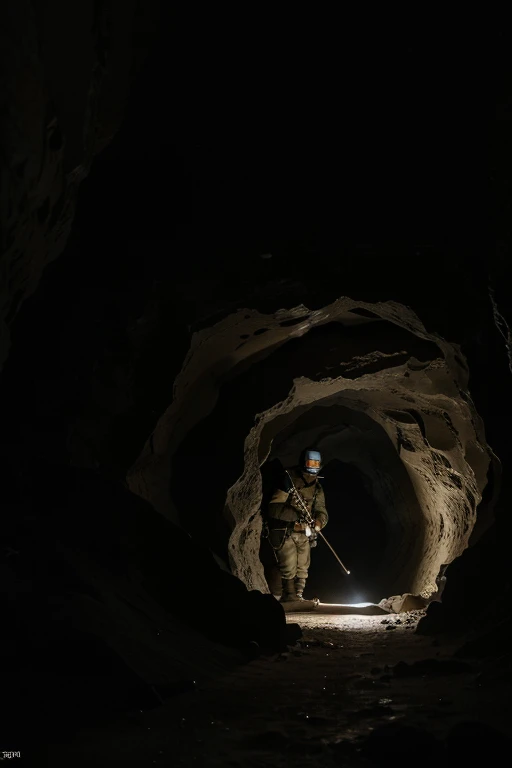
[{"xmin": 318, "ymin": 531, "xmax": 351, "ymax": 575}]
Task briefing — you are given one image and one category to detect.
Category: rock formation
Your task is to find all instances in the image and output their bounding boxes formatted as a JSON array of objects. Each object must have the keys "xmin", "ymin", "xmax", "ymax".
[
  {"xmin": 1, "ymin": 4, "xmax": 511, "ymax": 751},
  {"xmin": 128, "ymin": 298, "xmax": 498, "ymax": 603}
]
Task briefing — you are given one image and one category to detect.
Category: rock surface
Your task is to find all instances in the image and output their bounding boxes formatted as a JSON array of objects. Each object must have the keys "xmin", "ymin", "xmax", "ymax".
[
  {"xmin": 1, "ymin": 9, "xmax": 512, "ymax": 761},
  {"xmin": 128, "ymin": 298, "xmax": 498, "ymax": 600},
  {"xmin": 0, "ymin": 0, "xmax": 159, "ymax": 367},
  {"xmin": 46, "ymin": 613, "xmax": 512, "ymax": 767},
  {"xmin": 2, "ymin": 461, "xmax": 293, "ymax": 753}
]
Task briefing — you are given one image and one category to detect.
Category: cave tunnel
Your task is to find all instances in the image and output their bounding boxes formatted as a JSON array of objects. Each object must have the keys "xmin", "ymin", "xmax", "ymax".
[
  {"xmin": 2, "ymin": 4, "xmax": 512, "ymax": 764},
  {"xmin": 144, "ymin": 303, "xmax": 497, "ymax": 612}
]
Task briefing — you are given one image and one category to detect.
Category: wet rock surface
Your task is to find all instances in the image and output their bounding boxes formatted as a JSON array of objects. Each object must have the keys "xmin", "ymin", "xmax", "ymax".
[{"xmin": 47, "ymin": 613, "xmax": 512, "ymax": 766}]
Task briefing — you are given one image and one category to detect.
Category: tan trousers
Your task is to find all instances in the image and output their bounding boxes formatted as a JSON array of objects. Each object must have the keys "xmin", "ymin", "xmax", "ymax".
[{"xmin": 276, "ymin": 531, "xmax": 311, "ymax": 580}]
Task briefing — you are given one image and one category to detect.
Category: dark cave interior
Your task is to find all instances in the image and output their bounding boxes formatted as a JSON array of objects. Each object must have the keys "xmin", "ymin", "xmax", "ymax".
[{"xmin": 1, "ymin": 5, "xmax": 511, "ymax": 764}]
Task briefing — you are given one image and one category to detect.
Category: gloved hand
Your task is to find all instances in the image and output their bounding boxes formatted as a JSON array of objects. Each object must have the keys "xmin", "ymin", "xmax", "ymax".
[
  {"xmin": 314, "ymin": 519, "xmax": 322, "ymax": 532},
  {"xmin": 294, "ymin": 521, "xmax": 307, "ymax": 532}
]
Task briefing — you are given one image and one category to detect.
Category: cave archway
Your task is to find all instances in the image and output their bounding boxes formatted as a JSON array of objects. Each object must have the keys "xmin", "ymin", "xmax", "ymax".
[{"xmin": 128, "ymin": 297, "xmax": 499, "ymax": 604}]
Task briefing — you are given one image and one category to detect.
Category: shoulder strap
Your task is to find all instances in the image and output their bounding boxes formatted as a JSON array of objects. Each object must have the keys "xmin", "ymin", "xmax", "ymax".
[
  {"xmin": 311, "ymin": 483, "xmax": 319, "ymax": 512},
  {"xmin": 282, "ymin": 471, "xmax": 293, "ymax": 493}
]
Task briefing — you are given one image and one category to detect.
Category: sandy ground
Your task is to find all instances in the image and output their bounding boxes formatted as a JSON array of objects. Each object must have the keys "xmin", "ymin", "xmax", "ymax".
[{"xmin": 48, "ymin": 611, "xmax": 511, "ymax": 766}]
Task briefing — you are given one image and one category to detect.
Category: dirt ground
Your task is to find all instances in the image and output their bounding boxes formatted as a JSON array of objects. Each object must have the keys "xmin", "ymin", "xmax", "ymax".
[{"xmin": 48, "ymin": 610, "xmax": 511, "ymax": 766}]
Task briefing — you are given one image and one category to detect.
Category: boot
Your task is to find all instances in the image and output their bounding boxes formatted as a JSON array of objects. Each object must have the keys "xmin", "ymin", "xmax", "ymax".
[
  {"xmin": 295, "ymin": 578, "xmax": 306, "ymax": 600},
  {"xmin": 280, "ymin": 578, "xmax": 297, "ymax": 602}
]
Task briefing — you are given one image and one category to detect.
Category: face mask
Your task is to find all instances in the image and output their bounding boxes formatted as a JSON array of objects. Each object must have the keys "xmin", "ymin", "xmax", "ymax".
[{"xmin": 304, "ymin": 450, "xmax": 321, "ymax": 474}]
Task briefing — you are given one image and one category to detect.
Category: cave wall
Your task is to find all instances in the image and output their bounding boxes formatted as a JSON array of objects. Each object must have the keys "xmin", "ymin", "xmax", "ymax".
[
  {"xmin": 1, "ymin": 5, "xmax": 512, "ymax": 729},
  {"xmin": 128, "ymin": 298, "xmax": 497, "ymax": 600},
  {"xmin": 0, "ymin": 0, "xmax": 160, "ymax": 368}
]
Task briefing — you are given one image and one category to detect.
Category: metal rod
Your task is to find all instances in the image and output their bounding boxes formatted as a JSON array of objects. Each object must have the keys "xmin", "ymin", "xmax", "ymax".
[{"xmin": 318, "ymin": 531, "xmax": 351, "ymax": 575}]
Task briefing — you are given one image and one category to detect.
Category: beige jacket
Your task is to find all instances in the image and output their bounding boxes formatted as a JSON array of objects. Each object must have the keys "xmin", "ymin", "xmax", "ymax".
[{"xmin": 267, "ymin": 467, "xmax": 328, "ymax": 529}]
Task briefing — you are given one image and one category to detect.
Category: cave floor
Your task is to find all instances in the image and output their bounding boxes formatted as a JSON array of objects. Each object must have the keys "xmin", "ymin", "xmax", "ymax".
[{"xmin": 49, "ymin": 612, "xmax": 511, "ymax": 766}]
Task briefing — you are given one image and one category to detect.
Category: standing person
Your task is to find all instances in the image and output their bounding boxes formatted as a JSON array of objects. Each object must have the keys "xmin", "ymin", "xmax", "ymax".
[{"xmin": 265, "ymin": 449, "xmax": 328, "ymax": 601}]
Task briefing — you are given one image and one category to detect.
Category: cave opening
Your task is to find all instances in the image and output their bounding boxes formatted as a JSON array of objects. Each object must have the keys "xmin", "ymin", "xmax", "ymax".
[
  {"xmin": 153, "ymin": 299, "xmax": 497, "ymax": 612},
  {"xmin": 167, "ymin": 318, "xmax": 418, "ymax": 561}
]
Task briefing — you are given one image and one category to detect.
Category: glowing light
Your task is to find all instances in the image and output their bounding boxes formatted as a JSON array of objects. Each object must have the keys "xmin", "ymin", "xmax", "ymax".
[{"xmin": 347, "ymin": 602, "xmax": 374, "ymax": 607}]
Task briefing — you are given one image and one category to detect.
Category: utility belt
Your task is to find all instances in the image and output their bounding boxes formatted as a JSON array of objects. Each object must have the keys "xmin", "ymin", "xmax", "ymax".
[{"xmin": 263, "ymin": 518, "xmax": 317, "ymax": 551}]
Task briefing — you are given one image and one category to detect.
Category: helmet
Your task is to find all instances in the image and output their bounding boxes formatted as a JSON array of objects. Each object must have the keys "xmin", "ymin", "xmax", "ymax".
[{"xmin": 301, "ymin": 449, "xmax": 322, "ymax": 475}]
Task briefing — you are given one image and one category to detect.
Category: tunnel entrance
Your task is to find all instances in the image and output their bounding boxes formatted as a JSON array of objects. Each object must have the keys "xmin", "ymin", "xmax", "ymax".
[{"xmin": 129, "ymin": 297, "xmax": 497, "ymax": 606}]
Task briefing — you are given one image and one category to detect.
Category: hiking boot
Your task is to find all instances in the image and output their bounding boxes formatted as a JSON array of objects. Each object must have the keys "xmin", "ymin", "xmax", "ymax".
[
  {"xmin": 295, "ymin": 578, "xmax": 306, "ymax": 600},
  {"xmin": 280, "ymin": 578, "xmax": 297, "ymax": 602}
]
